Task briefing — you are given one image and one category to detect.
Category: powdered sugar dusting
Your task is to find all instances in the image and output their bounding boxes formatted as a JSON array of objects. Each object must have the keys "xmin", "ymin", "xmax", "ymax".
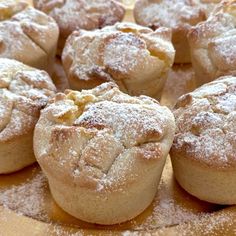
[
  {"xmin": 104, "ymin": 33, "xmax": 146, "ymax": 75},
  {"xmin": 135, "ymin": 198, "xmax": 200, "ymax": 230},
  {"xmin": 0, "ymin": 170, "xmax": 49, "ymax": 222},
  {"xmin": 0, "ymin": 58, "xmax": 56, "ymax": 141},
  {"xmin": 75, "ymin": 100, "xmax": 166, "ymax": 148},
  {"xmin": 35, "ymin": 0, "xmax": 125, "ymax": 37},
  {"xmin": 211, "ymin": 34, "xmax": 236, "ymax": 69},
  {"xmin": 177, "ymin": 211, "xmax": 234, "ymax": 236},
  {"xmin": 62, "ymin": 22, "xmax": 174, "ymax": 97},
  {"xmin": 0, "ymin": 3, "xmax": 58, "ymax": 65},
  {"xmin": 39, "ymin": 83, "xmax": 174, "ymax": 192},
  {"xmin": 0, "ymin": 158, "xmax": 222, "ymax": 233},
  {"xmin": 0, "ymin": 0, "xmax": 28, "ymax": 21},
  {"xmin": 173, "ymin": 76, "xmax": 236, "ymax": 168},
  {"xmin": 12, "ymin": 6, "xmax": 59, "ymax": 54},
  {"xmin": 134, "ymin": 0, "xmax": 205, "ymax": 29},
  {"xmin": 188, "ymin": 2, "xmax": 236, "ymax": 82}
]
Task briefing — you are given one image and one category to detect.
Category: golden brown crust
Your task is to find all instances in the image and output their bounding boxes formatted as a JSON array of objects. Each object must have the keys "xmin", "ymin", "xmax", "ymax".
[
  {"xmin": 171, "ymin": 75, "xmax": 236, "ymax": 170},
  {"xmin": 0, "ymin": 58, "xmax": 56, "ymax": 142},
  {"xmin": 0, "ymin": 58, "xmax": 56, "ymax": 173},
  {"xmin": 34, "ymin": 82, "xmax": 175, "ymax": 224},
  {"xmin": 62, "ymin": 22, "xmax": 175, "ymax": 99},
  {"xmin": 188, "ymin": 0, "xmax": 236, "ymax": 85},
  {"xmin": 133, "ymin": 0, "xmax": 206, "ymax": 63},
  {"xmin": 35, "ymin": 82, "xmax": 175, "ymax": 190},
  {"xmin": 33, "ymin": 0, "xmax": 125, "ymax": 54},
  {"xmin": 0, "ymin": 1, "xmax": 59, "ymax": 73}
]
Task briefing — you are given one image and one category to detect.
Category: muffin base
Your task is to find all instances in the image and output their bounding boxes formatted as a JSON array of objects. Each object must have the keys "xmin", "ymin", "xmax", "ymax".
[
  {"xmin": 0, "ymin": 131, "xmax": 36, "ymax": 174},
  {"xmin": 43, "ymin": 156, "xmax": 167, "ymax": 225},
  {"xmin": 171, "ymin": 154, "xmax": 236, "ymax": 205}
]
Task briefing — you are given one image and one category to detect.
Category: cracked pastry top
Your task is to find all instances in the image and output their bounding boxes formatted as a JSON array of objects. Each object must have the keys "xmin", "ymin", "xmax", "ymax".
[
  {"xmin": 171, "ymin": 75, "xmax": 236, "ymax": 170},
  {"xmin": 62, "ymin": 22, "xmax": 175, "ymax": 100},
  {"xmin": 34, "ymin": 82, "xmax": 175, "ymax": 192},
  {"xmin": 0, "ymin": 0, "xmax": 59, "ymax": 74},
  {"xmin": 188, "ymin": 0, "xmax": 236, "ymax": 85},
  {"xmin": 0, "ymin": 58, "xmax": 56, "ymax": 143},
  {"xmin": 133, "ymin": 0, "xmax": 206, "ymax": 63},
  {"xmin": 33, "ymin": 0, "xmax": 125, "ymax": 54}
]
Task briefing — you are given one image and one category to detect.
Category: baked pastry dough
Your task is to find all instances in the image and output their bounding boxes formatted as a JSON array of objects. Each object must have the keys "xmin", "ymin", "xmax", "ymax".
[
  {"xmin": 33, "ymin": 0, "xmax": 125, "ymax": 54},
  {"xmin": 34, "ymin": 82, "xmax": 175, "ymax": 224},
  {"xmin": 188, "ymin": 0, "xmax": 236, "ymax": 86},
  {"xmin": 133, "ymin": 0, "xmax": 206, "ymax": 63},
  {"xmin": 0, "ymin": 0, "xmax": 59, "ymax": 74},
  {"xmin": 171, "ymin": 75, "xmax": 236, "ymax": 204},
  {"xmin": 199, "ymin": 0, "xmax": 221, "ymax": 17},
  {"xmin": 62, "ymin": 22, "xmax": 175, "ymax": 100},
  {"xmin": 0, "ymin": 58, "xmax": 56, "ymax": 174}
]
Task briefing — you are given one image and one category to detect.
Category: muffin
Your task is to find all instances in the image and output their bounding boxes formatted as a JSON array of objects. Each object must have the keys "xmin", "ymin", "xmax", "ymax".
[
  {"xmin": 171, "ymin": 75, "xmax": 236, "ymax": 204},
  {"xmin": 62, "ymin": 22, "xmax": 175, "ymax": 100},
  {"xmin": 0, "ymin": 0, "xmax": 59, "ymax": 74},
  {"xmin": 34, "ymin": 82, "xmax": 175, "ymax": 224},
  {"xmin": 0, "ymin": 58, "xmax": 56, "ymax": 174},
  {"xmin": 188, "ymin": 0, "xmax": 236, "ymax": 86},
  {"xmin": 133, "ymin": 0, "xmax": 206, "ymax": 63},
  {"xmin": 33, "ymin": 0, "xmax": 125, "ymax": 54}
]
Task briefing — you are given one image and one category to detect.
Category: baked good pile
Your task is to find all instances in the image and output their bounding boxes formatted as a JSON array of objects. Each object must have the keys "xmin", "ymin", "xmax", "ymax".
[{"xmin": 0, "ymin": 0, "xmax": 236, "ymax": 227}]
